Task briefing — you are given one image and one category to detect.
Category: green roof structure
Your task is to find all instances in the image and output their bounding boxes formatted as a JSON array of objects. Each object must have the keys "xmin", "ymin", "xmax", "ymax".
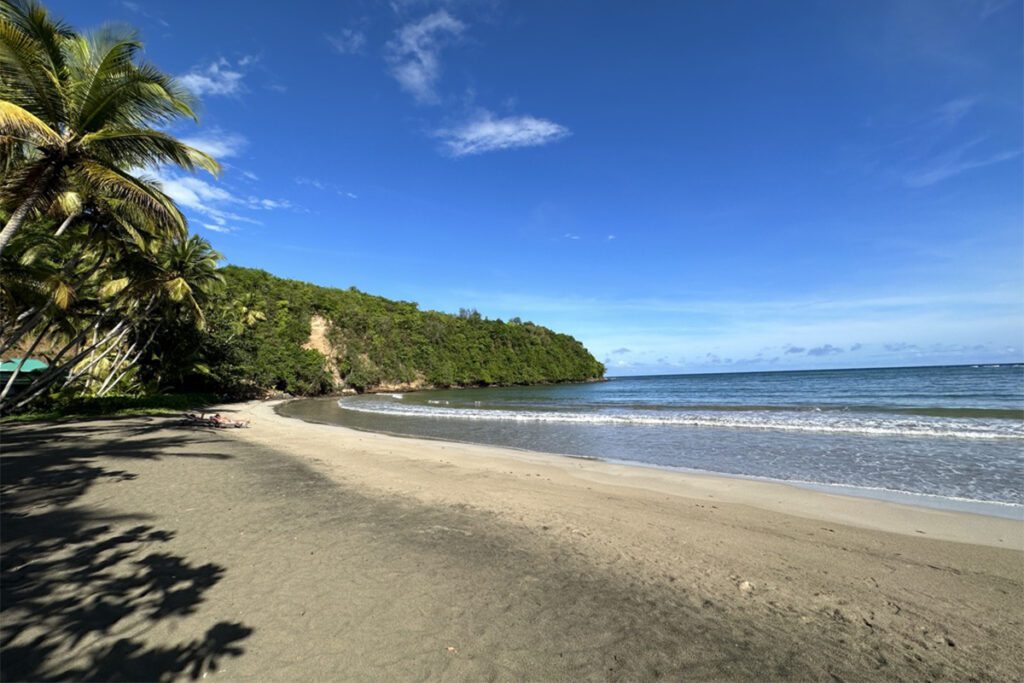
[{"xmin": 1, "ymin": 358, "xmax": 49, "ymax": 373}]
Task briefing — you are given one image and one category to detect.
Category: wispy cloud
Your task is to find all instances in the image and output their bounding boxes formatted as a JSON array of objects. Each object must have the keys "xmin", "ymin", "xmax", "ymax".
[
  {"xmin": 157, "ymin": 174, "xmax": 252, "ymax": 231},
  {"xmin": 247, "ymin": 197, "xmax": 292, "ymax": 210},
  {"xmin": 611, "ymin": 347, "xmax": 631, "ymax": 355},
  {"xmin": 386, "ymin": 11, "xmax": 465, "ymax": 104},
  {"xmin": 980, "ymin": 0, "xmax": 1014, "ymax": 20},
  {"xmin": 295, "ymin": 176, "xmax": 359, "ymax": 198},
  {"xmin": 181, "ymin": 129, "xmax": 248, "ymax": 159},
  {"xmin": 121, "ymin": 1, "xmax": 169, "ymax": 27},
  {"xmin": 932, "ymin": 97, "xmax": 977, "ymax": 128},
  {"xmin": 202, "ymin": 223, "xmax": 235, "ymax": 234},
  {"xmin": 437, "ymin": 110, "xmax": 570, "ymax": 156},
  {"xmin": 154, "ymin": 170, "xmax": 290, "ymax": 233},
  {"xmin": 904, "ymin": 137, "xmax": 1020, "ymax": 187},
  {"xmin": 327, "ymin": 27, "xmax": 368, "ymax": 55},
  {"xmin": 179, "ymin": 58, "xmax": 252, "ymax": 97}
]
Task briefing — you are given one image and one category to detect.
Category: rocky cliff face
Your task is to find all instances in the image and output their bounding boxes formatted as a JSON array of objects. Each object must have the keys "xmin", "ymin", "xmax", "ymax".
[
  {"xmin": 300, "ymin": 315, "xmax": 342, "ymax": 387},
  {"xmin": 302, "ymin": 315, "xmax": 431, "ymax": 393}
]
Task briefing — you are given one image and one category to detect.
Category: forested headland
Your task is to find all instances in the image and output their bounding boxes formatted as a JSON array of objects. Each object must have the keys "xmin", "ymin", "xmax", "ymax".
[{"xmin": 158, "ymin": 266, "xmax": 605, "ymax": 398}]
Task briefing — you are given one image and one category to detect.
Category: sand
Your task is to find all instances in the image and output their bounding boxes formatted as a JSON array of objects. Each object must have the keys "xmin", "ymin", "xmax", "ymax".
[{"xmin": 2, "ymin": 400, "xmax": 1022, "ymax": 681}]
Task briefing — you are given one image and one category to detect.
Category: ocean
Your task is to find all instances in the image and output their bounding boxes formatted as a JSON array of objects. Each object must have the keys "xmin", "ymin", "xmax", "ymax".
[{"xmin": 279, "ymin": 364, "xmax": 1024, "ymax": 517}]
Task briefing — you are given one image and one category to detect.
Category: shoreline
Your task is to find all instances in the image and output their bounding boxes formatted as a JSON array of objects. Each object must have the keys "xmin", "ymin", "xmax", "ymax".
[
  {"xmin": 282, "ymin": 397, "xmax": 1024, "ymax": 526},
  {"xmin": 252, "ymin": 400, "xmax": 1021, "ymax": 549}
]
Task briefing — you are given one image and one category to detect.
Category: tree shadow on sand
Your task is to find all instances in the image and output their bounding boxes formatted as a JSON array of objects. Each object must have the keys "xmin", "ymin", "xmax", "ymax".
[{"xmin": 1, "ymin": 420, "xmax": 253, "ymax": 682}]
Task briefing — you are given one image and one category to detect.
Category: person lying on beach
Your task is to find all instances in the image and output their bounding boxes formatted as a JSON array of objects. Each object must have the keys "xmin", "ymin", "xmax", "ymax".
[
  {"xmin": 209, "ymin": 413, "xmax": 250, "ymax": 428},
  {"xmin": 182, "ymin": 412, "xmax": 250, "ymax": 428}
]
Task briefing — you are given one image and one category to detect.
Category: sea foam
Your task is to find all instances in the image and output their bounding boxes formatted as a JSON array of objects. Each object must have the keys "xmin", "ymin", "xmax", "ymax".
[{"xmin": 338, "ymin": 398, "xmax": 1023, "ymax": 440}]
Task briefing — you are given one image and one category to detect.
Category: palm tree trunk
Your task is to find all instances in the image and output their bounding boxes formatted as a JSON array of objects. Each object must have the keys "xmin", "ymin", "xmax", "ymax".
[
  {"xmin": 0, "ymin": 173, "xmax": 52, "ymax": 257},
  {"xmin": 0, "ymin": 327, "xmax": 47, "ymax": 403},
  {"xmin": 95, "ymin": 338, "xmax": 136, "ymax": 395},
  {"xmin": 0, "ymin": 307, "xmax": 46, "ymax": 357},
  {"xmin": 96, "ymin": 323, "xmax": 161, "ymax": 397},
  {"xmin": 7, "ymin": 319, "xmax": 129, "ymax": 410},
  {"xmin": 95, "ymin": 345, "xmax": 133, "ymax": 396},
  {"xmin": 63, "ymin": 323, "xmax": 131, "ymax": 389},
  {"xmin": 53, "ymin": 208, "xmax": 81, "ymax": 237}
]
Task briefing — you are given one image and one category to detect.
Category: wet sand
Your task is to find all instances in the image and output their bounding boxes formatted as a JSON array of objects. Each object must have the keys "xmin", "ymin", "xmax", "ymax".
[{"xmin": 2, "ymin": 401, "xmax": 1022, "ymax": 681}]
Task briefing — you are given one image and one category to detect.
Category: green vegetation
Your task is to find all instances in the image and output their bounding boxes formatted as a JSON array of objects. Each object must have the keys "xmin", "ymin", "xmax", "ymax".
[
  {"xmin": 0, "ymin": 1, "xmax": 603, "ymax": 415},
  {"xmin": 0, "ymin": 0, "xmax": 224, "ymax": 412},
  {"xmin": 150, "ymin": 266, "xmax": 605, "ymax": 397},
  {"xmin": 0, "ymin": 392, "xmax": 216, "ymax": 423}
]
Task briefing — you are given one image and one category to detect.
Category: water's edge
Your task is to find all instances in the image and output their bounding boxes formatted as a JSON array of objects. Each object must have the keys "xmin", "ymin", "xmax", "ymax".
[{"xmin": 275, "ymin": 399, "xmax": 1024, "ymax": 521}]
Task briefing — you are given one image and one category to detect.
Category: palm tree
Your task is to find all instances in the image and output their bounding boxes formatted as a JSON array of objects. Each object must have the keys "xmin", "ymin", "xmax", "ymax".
[
  {"xmin": 87, "ymin": 234, "xmax": 224, "ymax": 396},
  {"xmin": 0, "ymin": 229, "xmax": 225, "ymax": 407},
  {"xmin": 0, "ymin": 0, "xmax": 218, "ymax": 255}
]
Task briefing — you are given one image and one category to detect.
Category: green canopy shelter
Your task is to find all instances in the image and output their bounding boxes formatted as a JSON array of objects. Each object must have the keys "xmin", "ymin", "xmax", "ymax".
[{"xmin": 1, "ymin": 358, "xmax": 50, "ymax": 389}]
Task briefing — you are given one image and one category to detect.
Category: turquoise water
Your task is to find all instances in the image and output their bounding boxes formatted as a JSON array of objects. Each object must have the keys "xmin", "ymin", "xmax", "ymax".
[{"xmin": 280, "ymin": 365, "xmax": 1024, "ymax": 512}]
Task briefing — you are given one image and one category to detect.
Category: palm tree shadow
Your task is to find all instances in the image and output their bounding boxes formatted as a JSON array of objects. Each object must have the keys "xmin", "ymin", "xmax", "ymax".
[{"xmin": 1, "ymin": 419, "xmax": 253, "ymax": 681}]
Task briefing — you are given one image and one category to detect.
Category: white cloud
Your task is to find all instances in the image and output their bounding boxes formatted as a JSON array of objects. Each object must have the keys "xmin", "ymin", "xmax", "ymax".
[
  {"xmin": 386, "ymin": 10, "xmax": 465, "ymax": 104},
  {"xmin": 296, "ymin": 176, "xmax": 359, "ymax": 199},
  {"xmin": 295, "ymin": 176, "xmax": 328, "ymax": 191},
  {"xmin": 904, "ymin": 138, "xmax": 1020, "ymax": 187},
  {"xmin": 437, "ymin": 110, "xmax": 570, "ymax": 156},
  {"xmin": 181, "ymin": 130, "xmax": 248, "ymax": 159},
  {"xmin": 327, "ymin": 28, "xmax": 367, "ymax": 54},
  {"xmin": 121, "ymin": 1, "xmax": 169, "ymax": 27},
  {"xmin": 154, "ymin": 170, "xmax": 290, "ymax": 232},
  {"xmin": 932, "ymin": 97, "xmax": 977, "ymax": 128},
  {"xmin": 179, "ymin": 58, "xmax": 248, "ymax": 97},
  {"xmin": 242, "ymin": 171, "xmax": 259, "ymax": 181},
  {"xmin": 202, "ymin": 223, "xmax": 235, "ymax": 234},
  {"xmin": 249, "ymin": 197, "xmax": 292, "ymax": 210},
  {"xmin": 160, "ymin": 175, "xmax": 236, "ymax": 208}
]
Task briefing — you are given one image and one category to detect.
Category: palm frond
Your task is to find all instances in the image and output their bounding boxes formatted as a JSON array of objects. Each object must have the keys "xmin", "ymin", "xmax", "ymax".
[
  {"xmin": 0, "ymin": 0, "xmax": 70, "ymax": 123},
  {"xmin": 69, "ymin": 32, "xmax": 143, "ymax": 132},
  {"xmin": 98, "ymin": 275, "xmax": 129, "ymax": 298},
  {"xmin": 74, "ymin": 56, "xmax": 199, "ymax": 133},
  {"xmin": 0, "ymin": 99, "xmax": 61, "ymax": 145},
  {"xmin": 76, "ymin": 159, "xmax": 186, "ymax": 236},
  {"xmin": 81, "ymin": 127, "xmax": 220, "ymax": 175},
  {"xmin": 47, "ymin": 276, "xmax": 74, "ymax": 309}
]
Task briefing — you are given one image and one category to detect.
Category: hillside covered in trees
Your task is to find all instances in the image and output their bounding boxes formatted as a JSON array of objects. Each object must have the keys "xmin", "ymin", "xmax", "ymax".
[{"xmin": 153, "ymin": 266, "xmax": 605, "ymax": 397}]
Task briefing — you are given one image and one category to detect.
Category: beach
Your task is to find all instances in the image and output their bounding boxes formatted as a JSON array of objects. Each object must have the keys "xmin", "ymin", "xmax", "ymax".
[{"xmin": 3, "ymin": 401, "xmax": 1022, "ymax": 681}]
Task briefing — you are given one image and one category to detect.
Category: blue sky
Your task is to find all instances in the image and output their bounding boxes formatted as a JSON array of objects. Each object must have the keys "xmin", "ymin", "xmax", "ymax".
[{"xmin": 54, "ymin": 0, "xmax": 1023, "ymax": 374}]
